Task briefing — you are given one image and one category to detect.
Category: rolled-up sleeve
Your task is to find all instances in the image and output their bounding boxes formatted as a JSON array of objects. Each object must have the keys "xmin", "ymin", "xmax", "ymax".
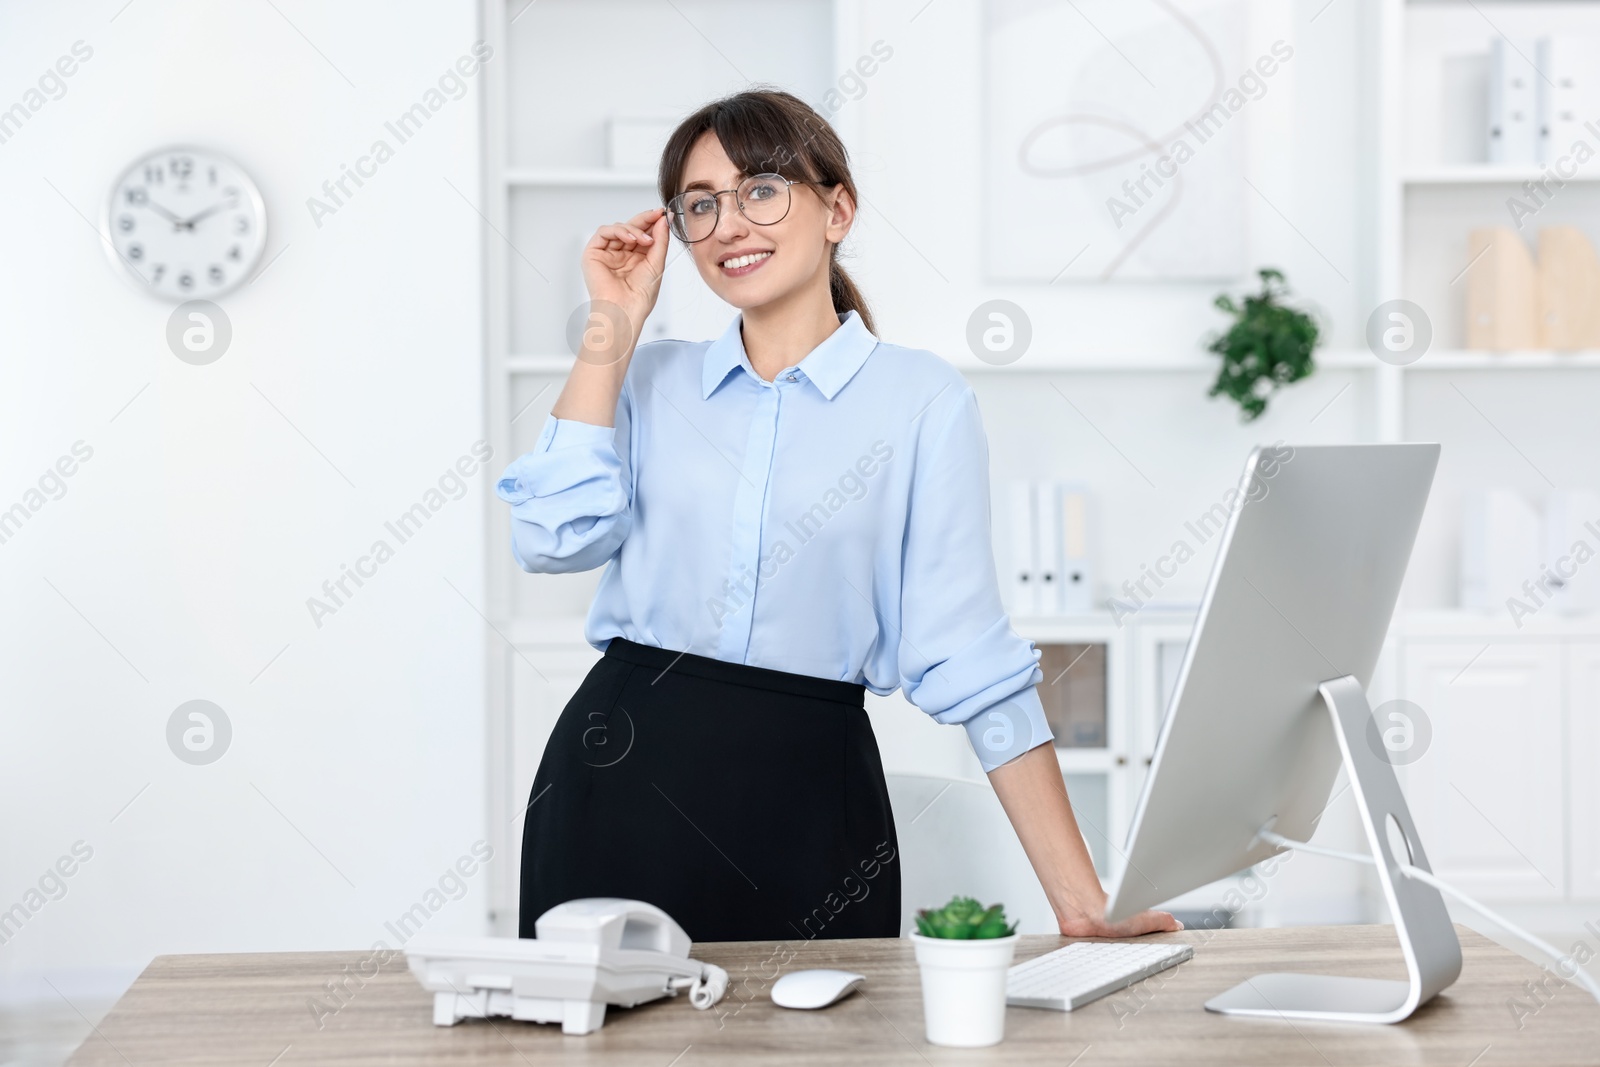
[
  {"xmin": 494, "ymin": 382, "xmax": 633, "ymax": 574},
  {"xmin": 898, "ymin": 386, "xmax": 1054, "ymax": 773}
]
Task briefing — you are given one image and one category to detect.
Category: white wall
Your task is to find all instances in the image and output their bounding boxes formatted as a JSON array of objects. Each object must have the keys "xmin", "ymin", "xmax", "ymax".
[
  {"xmin": 848, "ymin": 0, "xmax": 1371, "ymax": 358},
  {"xmin": 0, "ymin": 0, "xmax": 489, "ymax": 1002}
]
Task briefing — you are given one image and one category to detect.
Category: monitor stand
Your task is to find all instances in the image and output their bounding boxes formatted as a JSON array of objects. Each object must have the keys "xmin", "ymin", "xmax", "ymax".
[{"xmin": 1204, "ymin": 675, "xmax": 1463, "ymax": 1024}]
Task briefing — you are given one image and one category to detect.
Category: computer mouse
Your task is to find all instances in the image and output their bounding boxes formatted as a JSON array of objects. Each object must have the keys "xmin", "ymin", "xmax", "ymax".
[{"xmin": 770, "ymin": 968, "xmax": 866, "ymax": 1009}]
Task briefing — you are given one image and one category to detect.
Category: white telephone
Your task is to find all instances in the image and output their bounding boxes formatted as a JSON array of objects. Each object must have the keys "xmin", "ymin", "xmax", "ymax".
[{"xmin": 404, "ymin": 898, "xmax": 729, "ymax": 1035}]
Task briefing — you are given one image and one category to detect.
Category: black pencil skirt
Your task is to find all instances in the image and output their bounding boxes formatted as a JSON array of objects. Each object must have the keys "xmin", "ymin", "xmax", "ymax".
[{"xmin": 518, "ymin": 637, "xmax": 901, "ymax": 944}]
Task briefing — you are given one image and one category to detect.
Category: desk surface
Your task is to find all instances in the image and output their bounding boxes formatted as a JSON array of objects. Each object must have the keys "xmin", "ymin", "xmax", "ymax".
[{"xmin": 68, "ymin": 924, "xmax": 1598, "ymax": 1066}]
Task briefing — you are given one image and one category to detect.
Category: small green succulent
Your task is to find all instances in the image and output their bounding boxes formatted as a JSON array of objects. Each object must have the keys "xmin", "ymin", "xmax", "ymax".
[{"xmin": 914, "ymin": 895, "xmax": 1017, "ymax": 939}]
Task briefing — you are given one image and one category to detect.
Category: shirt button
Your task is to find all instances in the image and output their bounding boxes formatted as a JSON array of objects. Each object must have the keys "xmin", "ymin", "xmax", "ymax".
[{"xmin": 785, "ymin": 374, "xmax": 797, "ymax": 382}]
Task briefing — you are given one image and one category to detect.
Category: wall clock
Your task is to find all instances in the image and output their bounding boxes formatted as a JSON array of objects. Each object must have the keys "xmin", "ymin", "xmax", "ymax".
[{"xmin": 102, "ymin": 146, "xmax": 267, "ymax": 300}]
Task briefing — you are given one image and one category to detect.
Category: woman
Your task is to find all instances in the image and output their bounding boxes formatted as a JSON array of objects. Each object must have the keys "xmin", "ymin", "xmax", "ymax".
[{"xmin": 496, "ymin": 89, "xmax": 1180, "ymax": 944}]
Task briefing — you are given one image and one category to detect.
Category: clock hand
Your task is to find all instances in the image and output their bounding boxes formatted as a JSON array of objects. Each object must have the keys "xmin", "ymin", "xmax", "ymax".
[
  {"xmin": 143, "ymin": 198, "xmax": 186, "ymax": 226},
  {"xmin": 179, "ymin": 198, "xmax": 238, "ymax": 229}
]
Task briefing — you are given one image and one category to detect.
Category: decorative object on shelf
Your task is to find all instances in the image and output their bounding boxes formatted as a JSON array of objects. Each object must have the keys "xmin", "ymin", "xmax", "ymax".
[
  {"xmin": 1006, "ymin": 480, "xmax": 1095, "ymax": 615},
  {"xmin": 606, "ymin": 116, "xmax": 676, "ymax": 171},
  {"xmin": 982, "ymin": 0, "xmax": 1250, "ymax": 282},
  {"xmin": 1460, "ymin": 488, "xmax": 1541, "ymax": 610},
  {"xmin": 1464, "ymin": 486, "xmax": 1600, "ymax": 621},
  {"xmin": 1537, "ymin": 227, "xmax": 1600, "ymax": 348},
  {"xmin": 102, "ymin": 145, "xmax": 267, "ymax": 300},
  {"xmin": 1204, "ymin": 267, "xmax": 1319, "ymax": 421},
  {"xmin": 910, "ymin": 895, "xmax": 1020, "ymax": 1048},
  {"xmin": 1464, "ymin": 225, "xmax": 1600, "ymax": 351},
  {"xmin": 1542, "ymin": 489, "xmax": 1600, "ymax": 615},
  {"xmin": 1466, "ymin": 227, "xmax": 1539, "ymax": 349}
]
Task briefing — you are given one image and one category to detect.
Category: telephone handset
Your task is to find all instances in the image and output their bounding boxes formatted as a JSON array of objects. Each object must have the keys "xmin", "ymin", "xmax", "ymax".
[{"xmin": 405, "ymin": 898, "xmax": 729, "ymax": 1035}]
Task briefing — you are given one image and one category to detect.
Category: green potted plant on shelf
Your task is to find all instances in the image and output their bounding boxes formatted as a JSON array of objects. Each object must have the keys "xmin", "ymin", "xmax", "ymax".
[
  {"xmin": 1206, "ymin": 267, "xmax": 1321, "ymax": 421},
  {"xmin": 909, "ymin": 896, "xmax": 1020, "ymax": 1047}
]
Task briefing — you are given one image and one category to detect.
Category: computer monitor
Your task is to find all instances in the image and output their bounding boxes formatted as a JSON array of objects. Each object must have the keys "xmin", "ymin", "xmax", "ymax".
[{"xmin": 1104, "ymin": 442, "xmax": 1461, "ymax": 1024}]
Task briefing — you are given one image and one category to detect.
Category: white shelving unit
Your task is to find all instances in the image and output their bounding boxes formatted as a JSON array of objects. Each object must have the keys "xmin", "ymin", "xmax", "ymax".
[
  {"xmin": 477, "ymin": 0, "xmax": 1600, "ymax": 934},
  {"xmin": 1383, "ymin": 0, "xmax": 1600, "ymax": 355},
  {"xmin": 1403, "ymin": 166, "xmax": 1600, "ymax": 185},
  {"xmin": 478, "ymin": 0, "xmax": 863, "ymax": 934},
  {"xmin": 1374, "ymin": 0, "xmax": 1600, "ymax": 935},
  {"xmin": 504, "ymin": 168, "xmax": 657, "ymax": 188}
]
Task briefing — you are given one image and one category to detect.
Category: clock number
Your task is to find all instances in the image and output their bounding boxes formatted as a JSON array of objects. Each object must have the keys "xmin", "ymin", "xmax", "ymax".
[{"xmin": 110, "ymin": 151, "xmax": 262, "ymax": 297}]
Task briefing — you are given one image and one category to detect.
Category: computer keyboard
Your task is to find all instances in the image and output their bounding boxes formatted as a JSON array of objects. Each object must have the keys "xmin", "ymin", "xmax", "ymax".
[{"xmin": 1006, "ymin": 941, "xmax": 1194, "ymax": 1011}]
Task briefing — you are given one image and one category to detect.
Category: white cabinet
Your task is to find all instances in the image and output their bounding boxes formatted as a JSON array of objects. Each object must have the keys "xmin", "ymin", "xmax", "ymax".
[
  {"xmin": 1131, "ymin": 617, "xmax": 1195, "ymax": 798},
  {"xmin": 490, "ymin": 631, "xmax": 603, "ymax": 935},
  {"xmin": 1568, "ymin": 643, "xmax": 1600, "ymax": 899},
  {"xmin": 1401, "ymin": 641, "xmax": 1565, "ymax": 900},
  {"xmin": 1014, "ymin": 617, "xmax": 1130, "ymax": 886},
  {"xmin": 487, "ymin": 618, "xmax": 1599, "ymax": 932},
  {"xmin": 506, "ymin": 643, "xmax": 602, "ymax": 824}
]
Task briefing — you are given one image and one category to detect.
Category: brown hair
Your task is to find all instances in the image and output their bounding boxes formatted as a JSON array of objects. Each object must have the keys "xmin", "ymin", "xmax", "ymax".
[{"xmin": 658, "ymin": 89, "xmax": 874, "ymax": 334}]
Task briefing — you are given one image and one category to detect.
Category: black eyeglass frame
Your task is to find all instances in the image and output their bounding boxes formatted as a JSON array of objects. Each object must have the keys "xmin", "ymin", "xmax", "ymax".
[{"xmin": 665, "ymin": 173, "xmax": 804, "ymax": 243}]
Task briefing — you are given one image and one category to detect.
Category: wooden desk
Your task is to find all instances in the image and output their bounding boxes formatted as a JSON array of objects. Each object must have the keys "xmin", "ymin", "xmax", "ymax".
[{"xmin": 68, "ymin": 924, "xmax": 1598, "ymax": 1066}]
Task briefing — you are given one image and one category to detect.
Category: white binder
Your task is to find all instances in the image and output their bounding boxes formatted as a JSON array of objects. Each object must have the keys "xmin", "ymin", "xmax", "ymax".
[
  {"xmin": 1034, "ymin": 481, "xmax": 1062, "ymax": 614},
  {"xmin": 1007, "ymin": 480, "xmax": 1038, "ymax": 615},
  {"xmin": 1488, "ymin": 37, "xmax": 1540, "ymax": 164},
  {"xmin": 1544, "ymin": 489, "xmax": 1600, "ymax": 613},
  {"xmin": 1536, "ymin": 36, "xmax": 1597, "ymax": 164},
  {"xmin": 1460, "ymin": 488, "xmax": 1542, "ymax": 609},
  {"xmin": 1057, "ymin": 482, "xmax": 1094, "ymax": 613}
]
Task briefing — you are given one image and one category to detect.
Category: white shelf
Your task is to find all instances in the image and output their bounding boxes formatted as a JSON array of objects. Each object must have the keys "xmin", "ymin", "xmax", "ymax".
[
  {"xmin": 1402, "ymin": 166, "xmax": 1600, "ymax": 185},
  {"xmin": 508, "ymin": 351, "xmax": 1382, "ymax": 376},
  {"xmin": 962, "ymin": 351, "xmax": 1372, "ymax": 373},
  {"xmin": 505, "ymin": 167, "xmax": 657, "ymax": 188},
  {"xmin": 1403, "ymin": 609, "xmax": 1600, "ymax": 640},
  {"xmin": 507, "ymin": 353, "xmax": 576, "ymax": 373},
  {"xmin": 1407, "ymin": 349, "xmax": 1600, "ymax": 370},
  {"xmin": 506, "ymin": 347, "xmax": 1600, "ymax": 394}
]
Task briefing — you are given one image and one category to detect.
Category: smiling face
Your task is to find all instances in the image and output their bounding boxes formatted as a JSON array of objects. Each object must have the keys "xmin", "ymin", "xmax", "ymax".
[{"xmin": 675, "ymin": 132, "xmax": 854, "ymax": 315}]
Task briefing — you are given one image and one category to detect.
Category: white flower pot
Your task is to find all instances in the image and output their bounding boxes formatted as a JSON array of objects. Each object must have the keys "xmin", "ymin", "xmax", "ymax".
[{"xmin": 910, "ymin": 931, "xmax": 1018, "ymax": 1047}]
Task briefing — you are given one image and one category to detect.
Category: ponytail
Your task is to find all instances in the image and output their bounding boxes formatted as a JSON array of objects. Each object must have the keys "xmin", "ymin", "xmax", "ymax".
[{"xmin": 829, "ymin": 256, "xmax": 875, "ymax": 335}]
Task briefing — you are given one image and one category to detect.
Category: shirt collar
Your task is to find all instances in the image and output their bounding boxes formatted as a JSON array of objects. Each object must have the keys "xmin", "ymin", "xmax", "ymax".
[{"xmin": 701, "ymin": 310, "xmax": 877, "ymax": 401}]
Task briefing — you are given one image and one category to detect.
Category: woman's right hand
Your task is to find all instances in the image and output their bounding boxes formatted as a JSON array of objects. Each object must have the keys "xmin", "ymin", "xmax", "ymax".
[{"xmin": 581, "ymin": 207, "xmax": 670, "ymax": 355}]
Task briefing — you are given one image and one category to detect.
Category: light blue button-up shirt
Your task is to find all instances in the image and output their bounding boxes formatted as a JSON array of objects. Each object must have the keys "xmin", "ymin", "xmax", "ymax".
[{"xmin": 494, "ymin": 310, "xmax": 1053, "ymax": 771}]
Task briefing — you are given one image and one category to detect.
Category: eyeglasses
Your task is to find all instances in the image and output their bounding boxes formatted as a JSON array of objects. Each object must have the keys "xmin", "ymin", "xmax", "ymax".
[{"xmin": 666, "ymin": 173, "xmax": 800, "ymax": 243}]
